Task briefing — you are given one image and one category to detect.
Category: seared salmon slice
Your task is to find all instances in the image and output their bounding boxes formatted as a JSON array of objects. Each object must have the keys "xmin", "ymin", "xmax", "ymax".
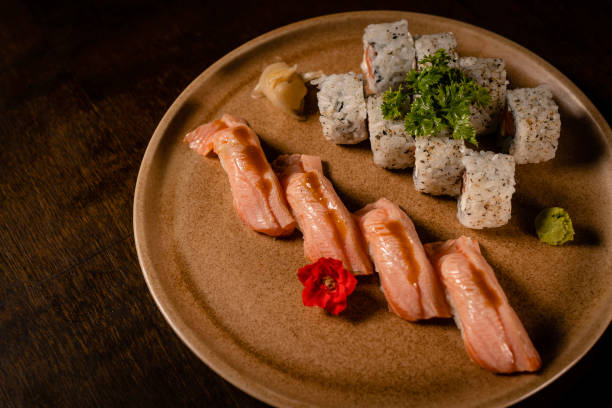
[
  {"xmin": 354, "ymin": 198, "xmax": 451, "ymax": 320},
  {"xmin": 184, "ymin": 114, "xmax": 295, "ymax": 237},
  {"xmin": 273, "ymin": 154, "xmax": 373, "ymax": 275},
  {"xmin": 425, "ymin": 236, "xmax": 542, "ymax": 373},
  {"xmin": 363, "ymin": 45, "xmax": 376, "ymax": 88}
]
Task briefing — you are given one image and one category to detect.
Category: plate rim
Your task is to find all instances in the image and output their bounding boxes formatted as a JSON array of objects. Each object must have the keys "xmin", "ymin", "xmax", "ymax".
[{"xmin": 133, "ymin": 10, "xmax": 612, "ymax": 407}]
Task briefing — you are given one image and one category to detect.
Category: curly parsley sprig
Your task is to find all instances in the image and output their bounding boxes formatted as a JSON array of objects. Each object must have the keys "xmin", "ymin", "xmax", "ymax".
[{"xmin": 381, "ymin": 49, "xmax": 490, "ymax": 146}]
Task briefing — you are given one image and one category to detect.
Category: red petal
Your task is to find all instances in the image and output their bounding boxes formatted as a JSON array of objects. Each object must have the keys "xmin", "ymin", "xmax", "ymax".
[
  {"xmin": 302, "ymin": 280, "xmax": 335, "ymax": 308},
  {"xmin": 334, "ymin": 283, "xmax": 347, "ymax": 300},
  {"xmin": 344, "ymin": 273, "xmax": 358, "ymax": 294},
  {"xmin": 298, "ymin": 263, "xmax": 319, "ymax": 284},
  {"xmin": 336, "ymin": 265, "xmax": 357, "ymax": 293},
  {"xmin": 302, "ymin": 283, "xmax": 323, "ymax": 305},
  {"xmin": 327, "ymin": 298, "xmax": 348, "ymax": 315}
]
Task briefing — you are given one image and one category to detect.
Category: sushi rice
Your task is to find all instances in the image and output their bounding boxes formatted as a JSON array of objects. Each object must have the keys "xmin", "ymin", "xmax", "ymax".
[
  {"xmin": 459, "ymin": 57, "xmax": 508, "ymax": 135},
  {"xmin": 366, "ymin": 94, "xmax": 415, "ymax": 169},
  {"xmin": 414, "ymin": 32, "xmax": 459, "ymax": 69},
  {"xmin": 457, "ymin": 150, "xmax": 516, "ymax": 229},
  {"xmin": 502, "ymin": 85, "xmax": 561, "ymax": 164},
  {"xmin": 413, "ymin": 135, "xmax": 465, "ymax": 197},
  {"xmin": 311, "ymin": 73, "xmax": 368, "ymax": 145},
  {"xmin": 361, "ymin": 20, "xmax": 416, "ymax": 94}
]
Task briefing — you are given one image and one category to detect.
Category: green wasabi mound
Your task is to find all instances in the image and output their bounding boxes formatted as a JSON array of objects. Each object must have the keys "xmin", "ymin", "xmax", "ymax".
[{"xmin": 535, "ymin": 207, "xmax": 575, "ymax": 245}]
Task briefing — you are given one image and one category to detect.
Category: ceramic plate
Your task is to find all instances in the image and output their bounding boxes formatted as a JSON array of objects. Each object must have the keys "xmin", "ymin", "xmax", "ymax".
[{"xmin": 134, "ymin": 11, "xmax": 612, "ymax": 407}]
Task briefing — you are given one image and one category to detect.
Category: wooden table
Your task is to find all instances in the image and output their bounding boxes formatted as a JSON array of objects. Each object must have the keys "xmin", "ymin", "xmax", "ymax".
[{"xmin": 2, "ymin": 1, "xmax": 610, "ymax": 406}]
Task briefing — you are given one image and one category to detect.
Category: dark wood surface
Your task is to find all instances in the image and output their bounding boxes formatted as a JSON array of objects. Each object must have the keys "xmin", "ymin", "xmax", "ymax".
[{"xmin": 2, "ymin": 1, "xmax": 610, "ymax": 406}]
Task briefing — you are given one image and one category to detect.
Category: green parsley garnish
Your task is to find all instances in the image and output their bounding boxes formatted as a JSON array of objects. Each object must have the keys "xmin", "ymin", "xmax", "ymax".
[{"xmin": 381, "ymin": 49, "xmax": 491, "ymax": 146}]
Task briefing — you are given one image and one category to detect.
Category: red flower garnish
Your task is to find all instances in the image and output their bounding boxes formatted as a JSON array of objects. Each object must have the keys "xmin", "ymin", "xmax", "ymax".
[{"xmin": 297, "ymin": 258, "xmax": 358, "ymax": 315}]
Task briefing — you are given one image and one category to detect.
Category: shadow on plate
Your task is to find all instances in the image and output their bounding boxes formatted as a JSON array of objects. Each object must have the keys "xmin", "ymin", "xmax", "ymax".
[
  {"xmin": 485, "ymin": 250, "xmax": 565, "ymax": 367},
  {"xmin": 554, "ymin": 110, "xmax": 608, "ymax": 167},
  {"xmin": 341, "ymin": 274, "xmax": 386, "ymax": 324}
]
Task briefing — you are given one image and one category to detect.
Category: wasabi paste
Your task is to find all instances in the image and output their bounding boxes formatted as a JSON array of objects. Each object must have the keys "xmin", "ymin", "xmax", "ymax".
[{"xmin": 535, "ymin": 207, "xmax": 574, "ymax": 245}]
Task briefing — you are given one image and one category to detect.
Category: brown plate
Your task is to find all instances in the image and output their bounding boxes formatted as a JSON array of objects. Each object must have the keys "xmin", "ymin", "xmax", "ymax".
[{"xmin": 133, "ymin": 11, "xmax": 612, "ymax": 407}]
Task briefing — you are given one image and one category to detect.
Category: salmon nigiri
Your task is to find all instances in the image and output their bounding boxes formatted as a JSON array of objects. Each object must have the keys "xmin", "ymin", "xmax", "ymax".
[
  {"xmin": 184, "ymin": 114, "xmax": 295, "ymax": 237},
  {"xmin": 354, "ymin": 198, "xmax": 451, "ymax": 320},
  {"xmin": 425, "ymin": 236, "xmax": 542, "ymax": 373},
  {"xmin": 273, "ymin": 154, "xmax": 373, "ymax": 275}
]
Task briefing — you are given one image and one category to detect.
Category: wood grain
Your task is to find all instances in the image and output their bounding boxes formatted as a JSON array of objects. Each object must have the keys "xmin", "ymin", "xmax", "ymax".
[{"xmin": 1, "ymin": 0, "xmax": 610, "ymax": 406}]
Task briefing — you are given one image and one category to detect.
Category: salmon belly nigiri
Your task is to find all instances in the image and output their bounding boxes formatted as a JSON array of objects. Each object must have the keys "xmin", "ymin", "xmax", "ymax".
[
  {"xmin": 425, "ymin": 236, "xmax": 542, "ymax": 373},
  {"xmin": 273, "ymin": 154, "xmax": 373, "ymax": 275},
  {"xmin": 184, "ymin": 114, "xmax": 295, "ymax": 237},
  {"xmin": 354, "ymin": 198, "xmax": 451, "ymax": 320}
]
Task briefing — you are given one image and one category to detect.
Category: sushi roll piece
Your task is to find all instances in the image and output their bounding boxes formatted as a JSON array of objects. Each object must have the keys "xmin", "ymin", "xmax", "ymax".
[
  {"xmin": 311, "ymin": 73, "xmax": 368, "ymax": 144},
  {"xmin": 366, "ymin": 95, "xmax": 415, "ymax": 169},
  {"xmin": 459, "ymin": 57, "xmax": 508, "ymax": 135},
  {"xmin": 501, "ymin": 85, "xmax": 561, "ymax": 164},
  {"xmin": 414, "ymin": 32, "xmax": 459, "ymax": 69},
  {"xmin": 413, "ymin": 136, "xmax": 466, "ymax": 197},
  {"xmin": 457, "ymin": 150, "xmax": 516, "ymax": 229},
  {"xmin": 361, "ymin": 20, "xmax": 416, "ymax": 94}
]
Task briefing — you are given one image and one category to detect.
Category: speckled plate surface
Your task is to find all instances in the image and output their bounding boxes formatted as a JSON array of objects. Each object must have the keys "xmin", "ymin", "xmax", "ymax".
[{"xmin": 133, "ymin": 11, "xmax": 612, "ymax": 407}]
